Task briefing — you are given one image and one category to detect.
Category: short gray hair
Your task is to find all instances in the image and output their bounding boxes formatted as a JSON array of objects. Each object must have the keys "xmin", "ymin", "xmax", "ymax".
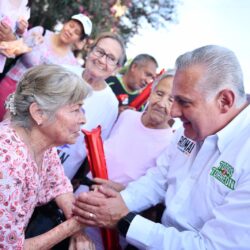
[
  {"xmin": 175, "ymin": 45, "xmax": 246, "ymax": 107},
  {"xmin": 129, "ymin": 54, "xmax": 158, "ymax": 71},
  {"xmin": 11, "ymin": 64, "xmax": 91, "ymax": 128}
]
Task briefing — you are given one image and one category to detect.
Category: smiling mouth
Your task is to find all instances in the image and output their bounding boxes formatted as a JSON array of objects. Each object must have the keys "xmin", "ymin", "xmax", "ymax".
[
  {"xmin": 183, "ymin": 121, "xmax": 192, "ymax": 127},
  {"xmin": 93, "ymin": 61, "xmax": 106, "ymax": 71}
]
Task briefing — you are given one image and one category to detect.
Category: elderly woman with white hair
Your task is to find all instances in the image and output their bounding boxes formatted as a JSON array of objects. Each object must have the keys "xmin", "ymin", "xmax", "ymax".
[
  {"xmin": 91, "ymin": 70, "xmax": 176, "ymax": 190},
  {"xmin": 0, "ymin": 64, "xmax": 94, "ymax": 249}
]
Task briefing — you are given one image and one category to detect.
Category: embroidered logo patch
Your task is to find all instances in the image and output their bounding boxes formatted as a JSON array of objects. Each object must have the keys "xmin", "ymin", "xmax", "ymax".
[
  {"xmin": 210, "ymin": 161, "xmax": 235, "ymax": 190},
  {"xmin": 177, "ymin": 136, "xmax": 195, "ymax": 155}
]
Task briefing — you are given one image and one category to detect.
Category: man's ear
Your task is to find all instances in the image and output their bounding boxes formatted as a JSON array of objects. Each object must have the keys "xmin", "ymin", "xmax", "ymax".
[
  {"xmin": 130, "ymin": 63, "xmax": 138, "ymax": 73},
  {"xmin": 29, "ymin": 102, "xmax": 45, "ymax": 126},
  {"xmin": 217, "ymin": 89, "xmax": 235, "ymax": 113}
]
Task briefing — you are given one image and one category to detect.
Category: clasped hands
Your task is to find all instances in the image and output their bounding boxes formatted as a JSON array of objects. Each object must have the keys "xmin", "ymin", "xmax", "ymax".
[{"xmin": 72, "ymin": 183, "xmax": 129, "ymax": 228}]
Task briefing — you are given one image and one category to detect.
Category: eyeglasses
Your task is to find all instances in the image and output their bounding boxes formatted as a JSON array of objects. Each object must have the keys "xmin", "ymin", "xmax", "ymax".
[{"xmin": 91, "ymin": 46, "xmax": 119, "ymax": 66}]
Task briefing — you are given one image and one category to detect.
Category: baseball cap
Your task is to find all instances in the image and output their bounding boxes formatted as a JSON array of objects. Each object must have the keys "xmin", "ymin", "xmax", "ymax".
[{"xmin": 71, "ymin": 13, "xmax": 92, "ymax": 37}]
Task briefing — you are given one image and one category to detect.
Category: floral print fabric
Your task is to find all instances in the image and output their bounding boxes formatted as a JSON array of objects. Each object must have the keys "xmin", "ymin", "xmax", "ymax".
[{"xmin": 0, "ymin": 120, "xmax": 72, "ymax": 249}]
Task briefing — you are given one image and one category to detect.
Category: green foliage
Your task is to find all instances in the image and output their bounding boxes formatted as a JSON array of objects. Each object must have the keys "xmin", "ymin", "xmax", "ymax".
[{"xmin": 29, "ymin": 0, "xmax": 179, "ymax": 44}]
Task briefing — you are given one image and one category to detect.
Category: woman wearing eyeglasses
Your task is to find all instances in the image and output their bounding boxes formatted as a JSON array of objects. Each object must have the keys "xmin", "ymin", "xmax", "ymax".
[{"xmin": 58, "ymin": 32, "xmax": 126, "ymax": 183}]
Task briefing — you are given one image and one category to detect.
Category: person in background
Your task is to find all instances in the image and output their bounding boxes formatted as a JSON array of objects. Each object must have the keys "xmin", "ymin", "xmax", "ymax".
[
  {"xmin": 0, "ymin": 13, "xmax": 92, "ymax": 121},
  {"xmin": 97, "ymin": 70, "xmax": 175, "ymax": 189},
  {"xmin": 73, "ymin": 45, "xmax": 250, "ymax": 250},
  {"xmin": 0, "ymin": 64, "xmax": 94, "ymax": 249},
  {"xmin": 81, "ymin": 70, "xmax": 175, "ymax": 250},
  {"xmin": 106, "ymin": 53, "xmax": 158, "ymax": 112},
  {"xmin": 58, "ymin": 32, "xmax": 126, "ymax": 183},
  {"xmin": 0, "ymin": 0, "xmax": 31, "ymax": 72}
]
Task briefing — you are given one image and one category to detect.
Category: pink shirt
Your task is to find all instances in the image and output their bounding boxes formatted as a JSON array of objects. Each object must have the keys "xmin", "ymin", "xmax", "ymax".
[
  {"xmin": 0, "ymin": 120, "xmax": 72, "ymax": 249},
  {"xmin": 104, "ymin": 110, "xmax": 174, "ymax": 186},
  {"xmin": 83, "ymin": 110, "xmax": 174, "ymax": 250}
]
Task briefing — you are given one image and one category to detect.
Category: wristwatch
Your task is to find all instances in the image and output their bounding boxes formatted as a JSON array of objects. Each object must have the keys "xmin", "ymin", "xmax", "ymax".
[{"xmin": 117, "ymin": 212, "xmax": 137, "ymax": 237}]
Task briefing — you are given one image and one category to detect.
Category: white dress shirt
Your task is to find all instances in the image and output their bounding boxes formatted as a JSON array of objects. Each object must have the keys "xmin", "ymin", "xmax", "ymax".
[{"xmin": 121, "ymin": 104, "xmax": 250, "ymax": 250}]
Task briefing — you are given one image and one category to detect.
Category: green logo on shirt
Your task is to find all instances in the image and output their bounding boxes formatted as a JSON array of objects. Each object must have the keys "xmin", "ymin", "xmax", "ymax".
[{"xmin": 210, "ymin": 161, "xmax": 235, "ymax": 190}]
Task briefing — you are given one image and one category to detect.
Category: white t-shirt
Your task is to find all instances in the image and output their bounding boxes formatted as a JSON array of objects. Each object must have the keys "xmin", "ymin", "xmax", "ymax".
[{"xmin": 57, "ymin": 66, "xmax": 119, "ymax": 180}]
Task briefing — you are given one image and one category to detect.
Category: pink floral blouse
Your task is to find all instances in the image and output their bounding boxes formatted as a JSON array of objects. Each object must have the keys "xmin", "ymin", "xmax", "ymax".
[{"xmin": 0, "ymin": 120, "xmax": 73, "ymax": 249}]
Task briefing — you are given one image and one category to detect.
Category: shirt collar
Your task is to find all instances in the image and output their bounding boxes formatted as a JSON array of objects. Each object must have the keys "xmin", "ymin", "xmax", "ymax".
[{"xmin": 216, "ymin": 104, "xmax": 250, "ymax": 152}]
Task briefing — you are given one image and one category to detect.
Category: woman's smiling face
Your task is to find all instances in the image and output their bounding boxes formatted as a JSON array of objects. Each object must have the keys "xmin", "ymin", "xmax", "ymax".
[{"xmin": 84, "ymin": 37, "xmax": 122, "ymax": 80}]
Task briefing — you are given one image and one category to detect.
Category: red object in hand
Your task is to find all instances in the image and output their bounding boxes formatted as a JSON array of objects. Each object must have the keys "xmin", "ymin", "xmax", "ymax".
[
  {"xmin": 82, "ymin": 126, "xmax": 121, "ymax": 250},
  {"xmin": 129, "ymin": 68, "xmax": 165, "ymax": 110},
  {"xmin": 82, "ymin": 126, "xmax": 108, "ymax": 179}
]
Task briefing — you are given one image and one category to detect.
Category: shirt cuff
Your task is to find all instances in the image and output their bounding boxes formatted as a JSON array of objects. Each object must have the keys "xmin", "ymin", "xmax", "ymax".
[
  {"xmin": 126, "ymin": 214, "xmax": 156, "ymax": 249},
  {"xmin": 121, "ymin": 189, "xmax": 136, "ymax": 211}
]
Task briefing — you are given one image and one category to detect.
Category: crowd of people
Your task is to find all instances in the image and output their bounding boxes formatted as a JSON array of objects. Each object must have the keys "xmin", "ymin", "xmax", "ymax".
[{"xmin": 1, "ymin": 2, "xmax": 250, "ymax": 250}]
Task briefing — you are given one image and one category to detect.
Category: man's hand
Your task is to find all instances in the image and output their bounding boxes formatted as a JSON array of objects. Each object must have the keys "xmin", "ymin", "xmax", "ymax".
[
  {"xmin": 91, "ymin": 177, "xmax": 125, "ymax": 192},
  {"xmin": 69, "ymin": 231, "xmax": 96, "ymax": 250},
  {"xmin": 0, "ymin": 21, "xmax": 16, "ymax": 41},
  {"xmin": 73, "ymin": 186, "xmax": 129, "ymax": 228}
]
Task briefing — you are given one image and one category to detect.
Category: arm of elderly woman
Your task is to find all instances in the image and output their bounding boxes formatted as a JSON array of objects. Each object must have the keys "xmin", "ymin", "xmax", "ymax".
[
  {"xmin": 55, "ymin": 192, "xmax": 95, "ymax": 250},
  {"xmin": 55, "ymin": 192, "xmax": 75, "ymax": 219},
  {"xmin": 24, "ymin": 217, "xmax": 82, "ymax": 250},
  {"xmin": 23, "ymin": 193, "xmax": 94, "ymax": 250}
]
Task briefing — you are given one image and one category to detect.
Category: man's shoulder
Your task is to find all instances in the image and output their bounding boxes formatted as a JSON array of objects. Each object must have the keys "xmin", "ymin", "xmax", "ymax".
[
  {"xmin": 106, "ymin": 75, "xmax": 125, "ymax": 95},
  {"xmin": 106, "ymin": 75, "xmax": 122, "ymax": 85}
]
